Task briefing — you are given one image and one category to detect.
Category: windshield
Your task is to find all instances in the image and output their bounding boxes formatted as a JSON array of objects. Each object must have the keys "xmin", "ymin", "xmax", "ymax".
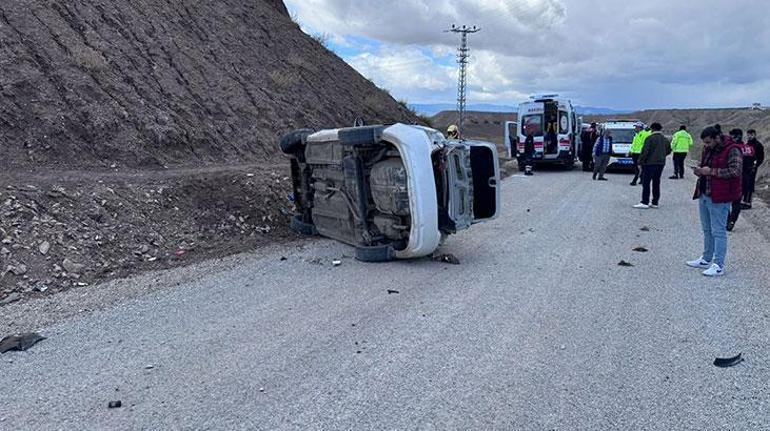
[
  {"xmin": 607, "ymin": 129, "xmax": 636, "ymax": 144},
  {"xmin": 521, "ymin": 115, "xmax": 543, "ymax": 137}
]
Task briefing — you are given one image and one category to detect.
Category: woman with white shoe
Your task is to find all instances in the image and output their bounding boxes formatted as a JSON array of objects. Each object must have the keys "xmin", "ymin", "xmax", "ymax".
[{"xmin": 688, "ymin": 126, "xmax": 743, "ymax": 277}]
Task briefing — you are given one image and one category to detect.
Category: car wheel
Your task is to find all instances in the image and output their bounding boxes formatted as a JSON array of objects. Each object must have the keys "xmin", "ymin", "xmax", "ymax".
[
  {"xmin": 355, "ymin": 244, "xmax": 395, "ymax": 262},
  {"xmin": 290, "ymin": 215, "xmax": 316, "ymax": 236},
  {"xmin": 280, "ymin": 129, "xmax": 314, "ymax": 155},
  {"xmin": 339, "ymin": 125, "xmax": 385, "ymax": 146}
]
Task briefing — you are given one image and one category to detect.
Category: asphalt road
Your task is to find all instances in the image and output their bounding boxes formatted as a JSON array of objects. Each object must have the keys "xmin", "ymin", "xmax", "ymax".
[{"xmin": 2, "ymin": 168, "xmax": 770, "ymax": 430}]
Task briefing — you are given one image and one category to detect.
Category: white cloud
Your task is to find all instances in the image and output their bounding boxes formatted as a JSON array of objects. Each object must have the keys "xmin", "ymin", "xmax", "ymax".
[{"xmin": 285, "ymin": 0, "xmax": 770, "ymax": 109}]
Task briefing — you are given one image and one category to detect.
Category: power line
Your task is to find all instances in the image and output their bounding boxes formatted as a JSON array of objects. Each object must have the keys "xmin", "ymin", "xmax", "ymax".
[{"xmin": 446, "ymin": 24, "xmax": 480, "ymax": 138}]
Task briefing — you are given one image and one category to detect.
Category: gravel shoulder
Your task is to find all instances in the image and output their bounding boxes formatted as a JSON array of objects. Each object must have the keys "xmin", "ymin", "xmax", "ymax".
[{"xmin": 2, "ymin": 167, "xmax": 769, "ymax": 430}]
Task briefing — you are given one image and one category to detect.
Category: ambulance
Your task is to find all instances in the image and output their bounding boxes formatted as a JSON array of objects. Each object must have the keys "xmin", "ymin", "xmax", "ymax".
[{"xmin": 508, "ymin": 95, "xmax": 580, "ymax": 170}]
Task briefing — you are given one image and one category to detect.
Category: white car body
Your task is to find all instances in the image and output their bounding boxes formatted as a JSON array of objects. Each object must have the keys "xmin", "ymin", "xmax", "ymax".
[{"xmin": 283, "ymin": 123, "xmax": 501, "ymax": 261}]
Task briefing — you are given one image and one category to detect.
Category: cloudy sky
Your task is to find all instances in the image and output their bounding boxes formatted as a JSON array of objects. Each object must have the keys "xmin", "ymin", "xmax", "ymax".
[{"xmin": 284, "ymin": 0, "xmax": 769, "ymax": 110}]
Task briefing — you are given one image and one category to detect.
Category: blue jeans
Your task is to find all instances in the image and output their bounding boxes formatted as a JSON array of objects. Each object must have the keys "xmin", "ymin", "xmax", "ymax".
[{"xmin": 699, "ymin": 196, "xmax": 731, "ymax": 267}]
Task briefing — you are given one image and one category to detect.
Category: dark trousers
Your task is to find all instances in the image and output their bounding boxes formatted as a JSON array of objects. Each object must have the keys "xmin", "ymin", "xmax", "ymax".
[
  {"xmin": 729, "ymin": 200, "xmax": 742, "ymax": 223},
  {"xmin": 631, "ymin": 154, "xmax": 641, "ymax": 184},
  {"xmin": 673, "ymin": 153, "xmax": 687, "ymax": 178},
  {"xmin": 742, "ymin": 170, "xmax": 757, "ymax": 204},
  {"xmin": 641, "ymin": 165, "xmax": 664, "ymax": 205}
]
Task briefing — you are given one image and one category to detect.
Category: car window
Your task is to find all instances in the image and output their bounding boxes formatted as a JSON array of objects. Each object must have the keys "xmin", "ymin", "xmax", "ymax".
[
  {"xmin": 609, "ymin": 129, "xmax": 636, "ymax": 143},
  {"xmin": 521, "ymin": 115, "xmax": 543, "ymax": 137},
  {"xmin": 559, "ymin": 112, "xmax": 569, "ymax": 134}
]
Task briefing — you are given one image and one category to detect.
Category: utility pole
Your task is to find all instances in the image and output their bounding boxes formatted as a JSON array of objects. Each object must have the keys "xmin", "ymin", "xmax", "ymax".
[{"xmin": 446, "ymin": 24, "xmax": 480, "ymax": 138}]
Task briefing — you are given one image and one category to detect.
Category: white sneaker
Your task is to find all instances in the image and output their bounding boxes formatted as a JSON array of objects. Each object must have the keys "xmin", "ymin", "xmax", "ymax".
[
  {"xmin": 650, "ymin": 204, "xmax": 659, "ymax": 209},
  {"xmin": 633, "ymin": 203, "xmax": 650, "ymax": 209},
  {"xmin": 686, "ymin": 257, "xmax": 711, "ymax": 269},
  {"xmin": 703, "ymin": 263, "xmax": 725, "ymax": 277}
]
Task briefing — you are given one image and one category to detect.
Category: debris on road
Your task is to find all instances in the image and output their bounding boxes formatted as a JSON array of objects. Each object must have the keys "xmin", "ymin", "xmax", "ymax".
[
  {"xmin": 332, "ymin": 260, "xmax": 342, "ymax": 267},
  {"xmin": 432, "ymin": 253, "xmax": 461, "ymax": 265},
  {"xmin": 633, "ymin": 247, "xmax": 649, "ymax": 253},
  {"xmin": 640, "ymin": 226, "xmax": 651, "ymax": 232},
  {"xmin": 0, "ymin": 333, "xmax": 46, "ymax": 353},
  {"xmin": 618, "ymin": 260, "xmax": 634, "ymax": 267},
  {"xmin": 108, "ymin": 401, "xmax": 122, "ymax": 409},
  {"xmin": 387, "ymin": 289, "xmax": 400, "ymax": 295},
  {"xmin": 714, "ymin": 353, "xmax": 744, "ymax": 368},
  {"xmin": 280, "ymin": 256, "xmax": 288, "ymax": 261}
]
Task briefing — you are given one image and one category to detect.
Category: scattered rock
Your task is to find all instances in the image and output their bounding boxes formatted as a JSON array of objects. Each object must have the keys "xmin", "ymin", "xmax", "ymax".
[
  {"xmin": 39, "ymin": 241, "xmax": 51, "ymax": 255},
  {"xmin": 280, "ymin": 256, "xmax": 287, "ymax": 261},
  {"xmin": 108, "ymin": 401, "xmax": 122, "ymax": 409},
  {"xmin": 640, "ymin": 226, "xmax": 651, "ymax": 232},
  {"xmin": 633, "ymin": 247, "xmax": 649, "ymax": 253},
  {"xmin": 0, "ymin": 293, "xmax": 22, "ymax": 306},
  {"xmin": 387, "ymin": 289, "xmax": 400, "ymax": 295},
  {"xmin": 618, "ymin": 260, "xmax": 634, "ymax": 267},
  {"xmin": 62, "ymin": 258, "xmax": 84, "ymax": 274},
  {"xmin": 10, "ymin": 264, "xmax": 27, "ymax": 276},
  {"xmin": 332, "ymin": 259, "xmax": 342, "ymax": 267},
  {"xmin": 145, "ymin": 364, "xmax": 155, "ymax": 370}
]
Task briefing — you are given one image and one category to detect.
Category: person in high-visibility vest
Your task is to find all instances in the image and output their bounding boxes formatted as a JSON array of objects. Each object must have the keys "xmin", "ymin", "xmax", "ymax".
[
  {"xmin": 669, "ymin": 125, "xmax": 694, "ymax": 179},
  {"xmin": 629, "ymin": 123, "xmax": 651, "ymax": 186}
]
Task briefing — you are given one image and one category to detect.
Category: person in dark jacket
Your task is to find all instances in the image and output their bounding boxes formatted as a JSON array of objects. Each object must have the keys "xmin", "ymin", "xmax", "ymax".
[
  {"xmin": 523, "ymin": 129, "xmax": 536, "ymax": 176},
  {"xmin": 580, "ymin": 123, "xmax": 599, "ymax": 172},
  {"xmin": 688, "ymin": 126, "xmax": 743, "ymax": 276},
  {"xmin": 742, "ymin": 129, "xmax": 765, "ymax": 208},
  {"xmin": 726, "ymin": 129, "xmax": 747, "ymax": 230},
  {"xmin": 634, "ymin": 123, "xmax": 671, "ymax": 209},
  {"xmin": 592, "ymin": 128, "xmax": 613, "ymax": 181}
]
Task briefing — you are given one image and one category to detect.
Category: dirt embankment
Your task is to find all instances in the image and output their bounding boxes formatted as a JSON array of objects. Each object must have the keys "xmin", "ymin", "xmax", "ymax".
[
  {"xmin": 0, "ymin": 0, "xmax": 419, "ymax": 303},
  {"xmin": 0, "ymin": 0, "xmax": 415, "ymax": 170}
]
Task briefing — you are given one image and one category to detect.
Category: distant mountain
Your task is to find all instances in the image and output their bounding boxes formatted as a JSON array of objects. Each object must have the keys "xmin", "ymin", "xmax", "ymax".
[
  {"xmin": 412, "ymin": 103, "xmax": 630, "ymax": 117},
  {"xmin": 575, "ymin": 106, "xmax": 632, "ymax": 115},
  {"xmin": 411, "ymin": 103, "xmax": 517, "ymax": 116}
]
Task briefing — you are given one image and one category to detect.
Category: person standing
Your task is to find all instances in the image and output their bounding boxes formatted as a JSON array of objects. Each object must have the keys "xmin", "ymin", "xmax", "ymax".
[
  {"xmin": 688, "ymin": 126, "xmax": 743, "ymax": 276},
  {"xmin": 523, "ymin": 128, "xmax": 536, "ymax": 176},
  {"xmin": 669, "ymin": 125, "xmax": 693, "ymax": 179},
  {"xmin": 726, "ymin": 129, "xmax": 747, "ymax": 231},
  {"xmin": 742, "ymin": 129, "xmax": 765, "ymax": 208},
  {"xmin": 629, "ymin": 123, "xmax": 650, "ymax": 186},
  {"xmin": 446, "ymin": 124, "xmax": 460, "ymax": 140},
  {"xmin": 581, "ymin": 123, "xmax": 599, "ymax": 172},
  {"xmin": 634, "ymin": 123, "xmax": 670, "ymax": 209},
  {"xmin": 592, "ymin": 128, "xmax": 612, "ymax": 181}
]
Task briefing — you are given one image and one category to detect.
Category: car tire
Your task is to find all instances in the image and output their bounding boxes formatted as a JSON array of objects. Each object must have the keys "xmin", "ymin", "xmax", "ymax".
[
  {"xmin": 290, "ymin": 215, "xmax": 316, "ymax": 236},
  {"xmin": 280, "ymin": 129, "xmax": 314, "ymax": 155},
  {"xmin": 355, "ymin": 244, "xmax": 395, "ymax": 262},
  {"xmin": 338, "ymin": 125, "xmax": 385, "ymax": 146}
]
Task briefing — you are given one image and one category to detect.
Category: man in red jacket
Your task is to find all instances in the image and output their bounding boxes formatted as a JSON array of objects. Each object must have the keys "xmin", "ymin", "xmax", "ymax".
[{"xmin": 687, "ymin": 126, "xmax": 743, "ymax": 277}]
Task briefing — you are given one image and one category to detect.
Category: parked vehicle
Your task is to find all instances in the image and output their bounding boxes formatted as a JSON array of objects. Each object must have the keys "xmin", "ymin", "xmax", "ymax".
[
  {"xmin": 514, "ymin": 95, "xmax": 580, "ymax": 170},
  {"xmin": 280, "ymin": 124, "xmax": 501, "ymax": 262},
  {"xmin": 599, "ymin": 120, "xmax": 643, "ymax": 170}
]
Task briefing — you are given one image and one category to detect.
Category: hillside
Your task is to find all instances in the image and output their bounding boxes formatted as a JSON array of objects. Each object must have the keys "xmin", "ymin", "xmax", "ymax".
[
  {"xmin": 0, "ymin": 0, "xmax": 418, "ymax": 302},
  {"xmin": 0, "ymin": 0, "xmax": 416, "ymax": 170}
]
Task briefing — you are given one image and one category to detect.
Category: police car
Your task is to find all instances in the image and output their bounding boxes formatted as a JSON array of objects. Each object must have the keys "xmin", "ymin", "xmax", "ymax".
[{"xmin": 599, "ymin": 120, "xmax": 642, "ymax": 170}]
